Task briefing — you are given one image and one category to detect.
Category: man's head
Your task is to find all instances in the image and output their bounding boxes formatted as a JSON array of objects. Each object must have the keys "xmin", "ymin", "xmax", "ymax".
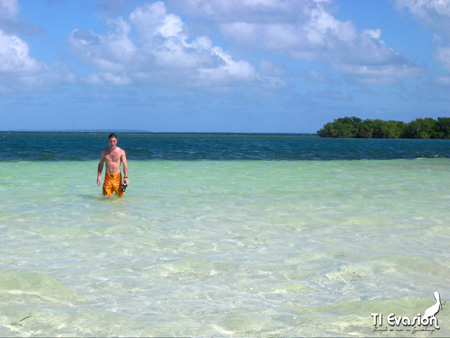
[{"xmin": 108, "ymin": 133, "xmax": 118, "ymax": 149}]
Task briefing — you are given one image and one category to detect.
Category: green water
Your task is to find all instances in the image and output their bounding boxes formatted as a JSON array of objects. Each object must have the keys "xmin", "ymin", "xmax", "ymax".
[{"xmin": 0, "ymin": 160, "xmax": 449, "ymax": 336}]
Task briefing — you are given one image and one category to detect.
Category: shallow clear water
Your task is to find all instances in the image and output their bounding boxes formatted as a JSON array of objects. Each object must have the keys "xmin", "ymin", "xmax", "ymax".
[{"xmin": 1, "ymin": 159, "xmax": 449, "ymax": 336}]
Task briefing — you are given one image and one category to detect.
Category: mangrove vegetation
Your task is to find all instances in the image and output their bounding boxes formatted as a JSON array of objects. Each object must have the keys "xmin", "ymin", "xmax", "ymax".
[{"xmin": 317, "ymin": 117, "xmax": 450, "ymax": 139}]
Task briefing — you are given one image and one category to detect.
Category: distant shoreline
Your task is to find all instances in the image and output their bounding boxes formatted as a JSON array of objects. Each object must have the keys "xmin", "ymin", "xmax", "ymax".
[{"xmin": 0, "ymin": 130, "xmax": 318, "ymax": 136}]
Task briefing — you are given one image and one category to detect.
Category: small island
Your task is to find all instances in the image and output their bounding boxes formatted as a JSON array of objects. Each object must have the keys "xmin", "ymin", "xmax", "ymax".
[{"xmin": 317, "ymin": 117, "xmax": 450, "ymax": 139}]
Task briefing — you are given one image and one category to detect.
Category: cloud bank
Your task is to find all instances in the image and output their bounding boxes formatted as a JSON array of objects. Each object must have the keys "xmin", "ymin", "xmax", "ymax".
[
  {"xmin": 67, "ymin": 0, "xmax": 422, "ymax": 88},
  {"xmin": 0, "ymin": 0, "xmax": 435, "ymax": 92},
  {"xmin": 68, "ymin": 2, "xmax": 262, "ymax": 88},
  {"xmin": 167, "ymin": 0, "xmax": 422, "ymax": 84}
]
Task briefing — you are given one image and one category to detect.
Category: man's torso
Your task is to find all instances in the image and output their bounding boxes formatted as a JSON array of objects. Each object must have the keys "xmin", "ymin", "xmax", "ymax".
[{"xmin": 103, "ymin": 147, "xmax": 123, "ymax": 174}]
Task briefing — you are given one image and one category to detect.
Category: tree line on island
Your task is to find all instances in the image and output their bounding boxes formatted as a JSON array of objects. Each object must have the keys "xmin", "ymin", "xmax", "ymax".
[{"xmin": 317, "ymin": 117, "xmax": 450, "ymax": 139}]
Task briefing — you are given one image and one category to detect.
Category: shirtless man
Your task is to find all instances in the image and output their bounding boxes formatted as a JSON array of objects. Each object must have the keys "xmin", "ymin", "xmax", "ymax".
[{"xmin": 97, "ymin": 133, "xmax": 129, "ymax": 196}]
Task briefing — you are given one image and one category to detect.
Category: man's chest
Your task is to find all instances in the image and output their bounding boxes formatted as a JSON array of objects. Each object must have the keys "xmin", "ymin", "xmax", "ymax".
[{"xmin": 105, "ymin": 152, "xmax": 121, "ymax": 162}]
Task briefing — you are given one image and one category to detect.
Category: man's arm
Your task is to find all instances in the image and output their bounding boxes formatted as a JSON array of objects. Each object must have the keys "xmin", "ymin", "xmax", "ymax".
[
  {"xmin": 122, "ymin": 150, "xmax": 129, "ymax": 185},
  {"xmin": 97, "ymin": 151, "xmax": 105, "ymax": 186}
]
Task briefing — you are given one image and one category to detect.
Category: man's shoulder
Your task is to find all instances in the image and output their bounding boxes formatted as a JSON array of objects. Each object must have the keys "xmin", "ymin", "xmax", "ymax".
[{"xmin": 121, "ymin": 148, "xmax": 127, "ymax": 158}]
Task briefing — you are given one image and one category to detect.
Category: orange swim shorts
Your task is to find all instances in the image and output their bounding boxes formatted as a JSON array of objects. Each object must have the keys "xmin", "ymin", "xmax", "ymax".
[{"xmin": 103, "ymin": 173, "xmax": 125, "ymax": 196}]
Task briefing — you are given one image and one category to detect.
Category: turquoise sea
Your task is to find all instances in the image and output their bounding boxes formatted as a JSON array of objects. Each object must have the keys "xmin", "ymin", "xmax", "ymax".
[{"xmin": 0, "ymin": 133, "xmax": 449, "ymax": 336}]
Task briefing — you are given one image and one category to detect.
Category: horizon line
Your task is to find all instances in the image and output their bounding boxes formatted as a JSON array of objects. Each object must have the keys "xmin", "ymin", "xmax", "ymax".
[{"xmin": 0, "ymin": 130, "xmax": 318, "ymax": 135}]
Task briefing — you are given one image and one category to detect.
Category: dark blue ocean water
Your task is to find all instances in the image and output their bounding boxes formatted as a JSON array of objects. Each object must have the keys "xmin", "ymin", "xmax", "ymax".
[{"xmin": 1, "ymin": 132, "xmax": 449, "ymax": 160}]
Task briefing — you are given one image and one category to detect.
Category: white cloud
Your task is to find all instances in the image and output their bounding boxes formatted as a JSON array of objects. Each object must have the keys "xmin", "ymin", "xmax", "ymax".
[
  {"xmin": 0, "ymin": 12, "xmax": 48, "ymax": 91},
  {"xmin": 394, "ymin": 0, "xmax": 450, "ymax": 76},
  {"xmin": 0, "ymin": 0, "xmax": 74, "ymax": 91},
  {"xmin": 129, "ymin": 2, "xmax": 185, "ymax": 39},
  {"xmin": 335, "ymin": 64, "xmax": 422, "ymax": 85},
  {"xmin": 394, "ymin": 0, "xmax": 450, "ymax": 33},
  {"xmin": 168, "ymin": 0, "xmax": 422, "ymax": 84},
  {"xmin": 364, "ymin": 29, "xmax": 381, "ymax": 40},
  {"xmin": 198, "ymin": 46, "xmax": 256, "ymax": 83},
  {"xmin": 0, "ymin": 0, "xmax": 41, "ymax": 36},
  {"xmin": 86, "ymin": 72, "xmax": 132, "ymax": 86},
  {"xmin": 0, "ymin": 29, "xmax": 43, "ymax": 73},
  {"xmin": 435, "ymin": 45, "xmax": 450, "ymax": 72},
  {"xmin": 166, "ymin": 0, "xmax": 311, "ymax": 23},
  {"xmin": 68, "ymin": 18, "xmax": 136, "ymax": 73},
  {"xmin": 435, "ymin": 75, "xmax": 450, "ymax": 85},
  {"xmin": 68, "ymin": 1, "xmax": 264, "ymax": 87},
  {"xmin": 0, "ymin": 32, "xmax": 75, "ymax": 91},
  {"xmin": 0, "ymin": 0, "xmax": 20, "ymax": 21},
  {"xmin": 0, "ymin": 39, "xmax": 73, "ymax": 91}
]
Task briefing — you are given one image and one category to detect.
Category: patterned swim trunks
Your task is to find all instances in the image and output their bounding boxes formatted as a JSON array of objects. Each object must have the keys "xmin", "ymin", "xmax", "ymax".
[{"xmin": 103, "ymin": 173, "xmax": 125, "ymax": 196}]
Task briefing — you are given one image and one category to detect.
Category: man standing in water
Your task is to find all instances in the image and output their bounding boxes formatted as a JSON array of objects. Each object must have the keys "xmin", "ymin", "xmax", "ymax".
[{"xmin": 97, "ymin": 133, "xmax": 129, "ymax": 196}]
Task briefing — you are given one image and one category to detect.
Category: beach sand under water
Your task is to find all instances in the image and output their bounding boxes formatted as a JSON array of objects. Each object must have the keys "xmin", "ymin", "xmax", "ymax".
[{"xmin": 0, "ymin": 159, "xmax": 449, "ymax": 336}]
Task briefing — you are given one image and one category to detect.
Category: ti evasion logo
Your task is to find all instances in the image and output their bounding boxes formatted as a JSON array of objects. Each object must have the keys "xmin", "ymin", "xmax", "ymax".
[{"xmin": 371, "ymin": 292, "xmax": 443, "ymax": 334}]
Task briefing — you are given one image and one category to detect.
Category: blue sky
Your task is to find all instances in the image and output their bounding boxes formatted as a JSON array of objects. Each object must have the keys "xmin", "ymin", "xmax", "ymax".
[{"xmin": 1, "ymin": 0, "xmax": 450, "ymax": 133}]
